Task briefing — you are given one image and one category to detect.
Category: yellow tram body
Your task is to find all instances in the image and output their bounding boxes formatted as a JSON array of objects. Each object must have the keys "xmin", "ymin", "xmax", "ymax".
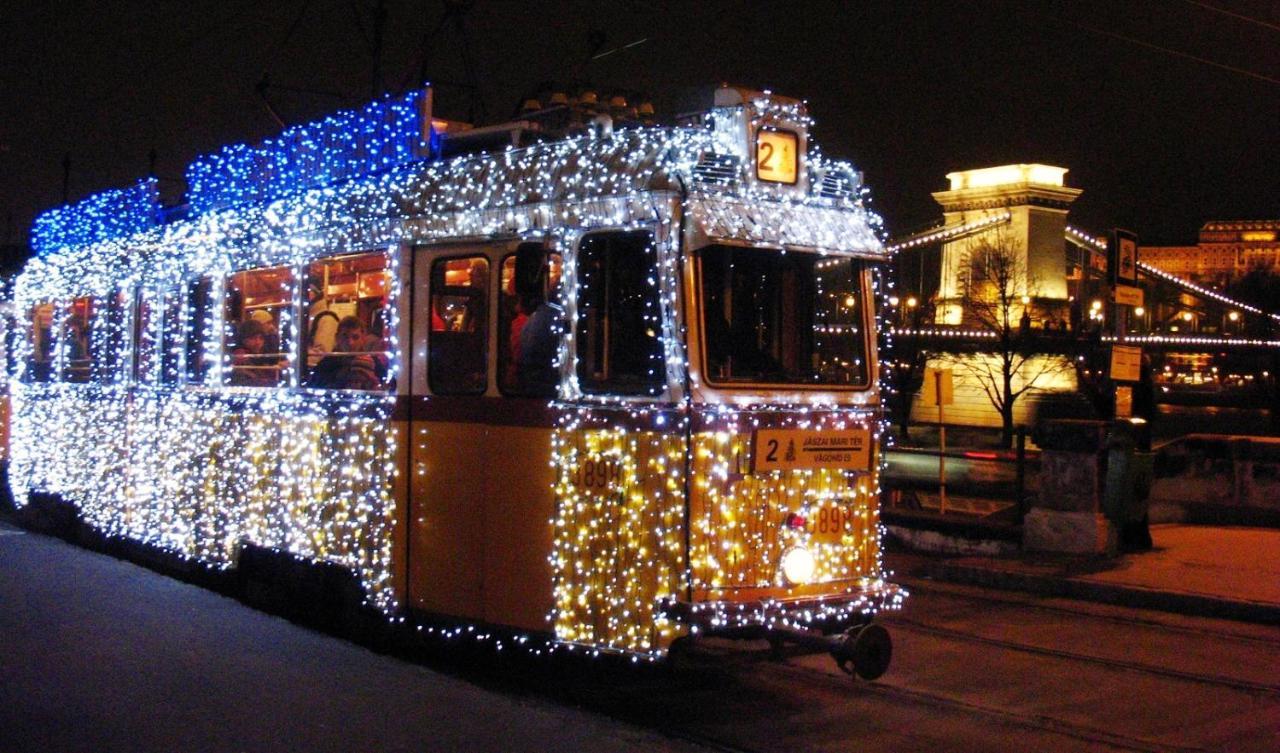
[{"xmin": 5, "ymin": 86, "xmax": 903, "ymax": 662}]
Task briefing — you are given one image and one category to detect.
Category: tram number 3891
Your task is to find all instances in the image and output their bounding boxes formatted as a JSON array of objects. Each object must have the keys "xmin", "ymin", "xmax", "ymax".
[{"xmin": 571, "ymin": 458, "xmax": 623, "ymax": 491}]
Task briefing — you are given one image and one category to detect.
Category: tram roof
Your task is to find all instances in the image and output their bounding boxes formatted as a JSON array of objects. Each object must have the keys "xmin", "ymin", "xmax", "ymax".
[{"xmin": 21, "ymin": 121, "xmax": 884, "ymax": 296}]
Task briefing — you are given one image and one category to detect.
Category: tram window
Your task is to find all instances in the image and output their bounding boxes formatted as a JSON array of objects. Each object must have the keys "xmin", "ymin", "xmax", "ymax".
[
  {"xmin": 184, "ymin": 277, "xmax": 213, "ymax": 385},
  {"xmin": 62, "ymin": 297, "xmax": 94, "ymax": 383},
  {"xmin": 158, "ymin": 289, "xmax": 183, "ymax": 385},
  {"xmin": 499, "ymin": 246, "xmax": 562, "ymax": 396},
  {"xmin": 27, "ymin": 302, "xmax": 55, "ymax": 383},
  {"xmin": 2, "ymin": 313, "xmax": 15, "ymax": 382},
  {"xmin": 429, "ymin": 256, "xmax": 489, "ymax": 395},
  {"xmin": 224, "ymin": 265, "xmax": 293, "ymax": 388},
  {"xmin": 576, "ymin": 231, "xmax": 664, "ymax": 396},
  {"xmin": 302, "ymin": 251, "xmax": 392, "ymax": 391},
  {"xmin": 132, "ymin": 290, "xmax": 160, "ymax": 384},
  {"xmin": 698, "ymin": 245, "xmax": 868, "ymax": 387},
  {"xmin": 98, "ymin": 290, "xmax": 129, "ymax": 383}
]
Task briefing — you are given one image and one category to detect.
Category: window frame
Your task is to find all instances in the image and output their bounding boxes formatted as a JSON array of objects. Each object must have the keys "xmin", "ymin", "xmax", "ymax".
[
  {"xmin": 693, "ymin": 243, "xmax": 874, "ymax": 391},
  {"xmin": 572, "ymin": 229, "xmax": 667, "ymax": 398},
  {"xmin": 497, "ymin": 245, "xmax": 564, "ymax": 398},
  {"xmin": 300, "ymin": 249, "xmax": 395, "ymax": 394},
  {"xmin": 427, "ymin": 253, "xmax": 492, "ymax": 396},
  {"xmin": 26, "ymin": 301, "xmax": 55, "ymax": 384},
  {"xmin": 222, "ymin": 264, "xmax": 296, "ymax": 389}
]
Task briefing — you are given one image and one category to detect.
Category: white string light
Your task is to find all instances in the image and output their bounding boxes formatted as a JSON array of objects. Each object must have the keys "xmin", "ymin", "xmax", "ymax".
[{"xmin": 10, "ymin": 89, "xmax": 903, "ymax": 657}]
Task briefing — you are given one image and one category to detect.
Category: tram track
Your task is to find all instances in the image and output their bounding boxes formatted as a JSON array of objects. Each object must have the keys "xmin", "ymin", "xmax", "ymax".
[
  {"xmin": 766, "ymin": 654, "xmax": 1224, "ymax": 753},
  {"xmin": 894, "ymin": 577, "xmax": 1280, "ymax": 647},
  {"xmin": 668, "ymin": 637, "xmax": 1229, "ymax": 753},
  {"xmin": 888, "ymin": 616, "xmax": 1280, "ymax": 697}
]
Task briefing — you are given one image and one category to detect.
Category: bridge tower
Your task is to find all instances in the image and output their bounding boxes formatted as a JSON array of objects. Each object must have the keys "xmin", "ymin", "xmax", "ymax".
[{"xmin": 933, "ymin": 164, "xmax": 1082, "ymax": 324}]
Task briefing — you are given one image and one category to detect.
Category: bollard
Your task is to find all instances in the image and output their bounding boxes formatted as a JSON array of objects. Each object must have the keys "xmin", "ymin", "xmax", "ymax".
[
  {"xmin": 1015, "ymin": 425, "xmax": 1027, "ymax": 522},
  {"xmin": 1026, "ymin": 419, "xmax": 1116, "ymax": 555}
]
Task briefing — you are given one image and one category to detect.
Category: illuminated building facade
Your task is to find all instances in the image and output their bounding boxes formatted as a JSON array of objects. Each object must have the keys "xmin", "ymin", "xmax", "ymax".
[
  {"xmin": 934, "ymin": 164, "xmax": 1081, "ymax": 326},
  {"xmin": 1142, "ymin": 221, "xmax": 1280, "ymax": 287}
]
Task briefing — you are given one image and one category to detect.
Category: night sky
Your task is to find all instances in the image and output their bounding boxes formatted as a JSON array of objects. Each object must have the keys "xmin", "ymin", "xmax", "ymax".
[{"xmin": 2, "ymin": 0, "xmax": 1277, "ymax": 257}]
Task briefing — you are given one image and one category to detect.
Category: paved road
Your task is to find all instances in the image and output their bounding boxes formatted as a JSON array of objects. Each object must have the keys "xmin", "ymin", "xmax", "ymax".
[
  {"xmin": 4, "ymin": 520, "xmax": 1279, "ymax": 752},
  {"xmin": 0, "ymin": 521, "xmax": 706, "ymax": 753}
]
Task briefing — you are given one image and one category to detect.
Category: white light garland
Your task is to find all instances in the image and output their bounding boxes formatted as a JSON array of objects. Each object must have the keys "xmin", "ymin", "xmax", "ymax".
[{"xmin": 10, "ymin": 89, "xmax": 901, "ymax": 657}]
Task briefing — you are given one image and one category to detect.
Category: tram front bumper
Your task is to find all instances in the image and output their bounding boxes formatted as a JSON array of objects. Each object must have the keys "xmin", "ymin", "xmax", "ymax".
[{"xmin": 661, "ymin": 580, "xmax": 908, "ymax": 637}]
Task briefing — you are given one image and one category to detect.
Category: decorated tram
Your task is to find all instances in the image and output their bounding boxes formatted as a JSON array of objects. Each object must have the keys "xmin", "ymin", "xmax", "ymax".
[{"xmin": 5, "ymin": 85, "xmax": 904, "ymax": 677}]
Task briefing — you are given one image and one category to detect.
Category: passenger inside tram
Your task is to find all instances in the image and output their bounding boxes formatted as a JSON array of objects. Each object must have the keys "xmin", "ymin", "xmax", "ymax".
[
  {"xmin": 508, "ymin": 243, "xmax": 561, "ymax": 395},
  {"xmin": 229, "ymin": 318, "xmax": 284, "ymax": 386},
  {"xmin": 305, "ymin": 315, "xmax": 387, "ymax": 390}
]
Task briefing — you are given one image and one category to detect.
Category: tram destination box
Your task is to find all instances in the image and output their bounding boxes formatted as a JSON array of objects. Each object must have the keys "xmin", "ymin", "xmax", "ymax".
[{"xmin": 752, "ymin": 429, "xmax": 872, "ymax": 473}]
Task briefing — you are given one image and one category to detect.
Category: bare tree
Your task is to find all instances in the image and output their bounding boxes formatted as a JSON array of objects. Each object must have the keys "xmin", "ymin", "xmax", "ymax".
[{"xmin": 952, "ymin": 229, "xmax": 1064, "ymax": 448}]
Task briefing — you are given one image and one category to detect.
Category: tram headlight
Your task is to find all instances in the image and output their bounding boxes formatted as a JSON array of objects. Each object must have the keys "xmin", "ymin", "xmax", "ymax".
[{"xmin": 780, "ymin": 546, "xmax": 816, "ymax": 586}]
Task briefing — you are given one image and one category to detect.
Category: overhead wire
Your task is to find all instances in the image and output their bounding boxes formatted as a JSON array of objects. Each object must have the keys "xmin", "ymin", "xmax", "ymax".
[
  {"xmin": 1180, "ymin": 0, "xmax": 1280, "ymax": 35},
  {"xmin": 1067, "ymin": 19, "xmax": 1280, "ymax": 87}
]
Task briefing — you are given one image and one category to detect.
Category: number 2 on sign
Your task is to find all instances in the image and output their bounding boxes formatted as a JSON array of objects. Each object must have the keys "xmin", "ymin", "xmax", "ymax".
[{"xmin": 758, "ymin": 141, "xmax": 775, "ymax": 170}]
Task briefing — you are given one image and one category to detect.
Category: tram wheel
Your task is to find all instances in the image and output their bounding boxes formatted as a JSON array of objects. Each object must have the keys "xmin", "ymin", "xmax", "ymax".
[{"xmin": 833, "ymin": 623, "xmax": 892, "ymax": 681}]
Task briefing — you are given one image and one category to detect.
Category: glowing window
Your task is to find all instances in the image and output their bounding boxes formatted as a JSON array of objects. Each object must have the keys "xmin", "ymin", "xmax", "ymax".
[
  {"xmin": 27, "ymin": 302, "xmax": 55, "ymax": 383},
  {"xmin": 755, "ymin": 129, "xmax": 799, "ymax": 185},
  {"xmin": 62, "ymin": 297, "xmax": 93, "ymax": 383},
  {"xmin": 429, "ymin": 256, "xmax": 489, "ymax": 395},
  {"xmin": 499, "ymin": 244, "xmax": 562, "ymax": 397},
  {"xmin": 224, "ymin": 266, "xmax": 293, "ymax": 388},
  {"xmin": 302, "ymin": 251, "xmax": 393, "ymax": 392}
]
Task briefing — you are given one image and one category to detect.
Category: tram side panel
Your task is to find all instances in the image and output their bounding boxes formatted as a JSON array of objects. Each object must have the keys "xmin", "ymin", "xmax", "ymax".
[
  {"xmin": 549, "ymin": 420, "xmax": 688, "ymax": 653},
  {"xmin": 10, "ymin": 347, "xmax": 401, "ymax": 611}
]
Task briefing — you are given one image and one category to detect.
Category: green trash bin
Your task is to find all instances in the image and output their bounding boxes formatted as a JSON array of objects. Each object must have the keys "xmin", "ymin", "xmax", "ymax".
[{"xmin": 1104, "ymin": 419, "xmax": 1153, "ymax": 551}]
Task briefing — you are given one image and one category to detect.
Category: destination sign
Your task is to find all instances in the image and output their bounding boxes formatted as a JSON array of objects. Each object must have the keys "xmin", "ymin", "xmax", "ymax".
[
  {"xmin": 755, "ymin": 129, "xmax": 799, "ymax": 184},
  {"xmin": 752, "ymin": 429, "xmax": 871, "ymax": 472}
]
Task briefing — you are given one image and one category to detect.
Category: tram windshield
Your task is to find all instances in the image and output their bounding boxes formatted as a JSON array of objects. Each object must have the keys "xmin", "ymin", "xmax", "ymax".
[{"xmin": 697, "ymin": 245, "xmax": 868, "ymax": 387}]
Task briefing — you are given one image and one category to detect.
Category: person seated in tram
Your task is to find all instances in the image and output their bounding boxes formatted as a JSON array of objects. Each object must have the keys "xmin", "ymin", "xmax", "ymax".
[
  {"xmin": 306, "ymin": 315, "xmax": 387, "ymax": 390},
  {"xmin": 512, "ymin": 249, "xmax": 562, "ymax": 394},
  {"xmin": 229, "ymin": 318, "xmax": 283, "ymax": 386},
  {"xmin": 67, "ymin": 314, "xmax": 90, "ymax": 362}
]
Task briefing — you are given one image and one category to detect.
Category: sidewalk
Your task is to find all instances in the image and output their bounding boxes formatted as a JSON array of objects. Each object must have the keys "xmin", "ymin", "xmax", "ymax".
[{"xmin": 886, "ymin": 524, "xmax": 1280, "ymax": 626}]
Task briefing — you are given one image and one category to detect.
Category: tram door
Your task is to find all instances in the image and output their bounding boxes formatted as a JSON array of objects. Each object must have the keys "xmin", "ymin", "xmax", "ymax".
[{"xmin": 406, "ymin": 242, "xmax": 558, "ymax": 631}]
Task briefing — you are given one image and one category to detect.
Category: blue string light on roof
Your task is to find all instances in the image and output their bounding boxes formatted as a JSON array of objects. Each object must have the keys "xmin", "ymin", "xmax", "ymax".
[
  {"xmin": 31, "ymin": 179, "xmax": 160, "ymax": 258},
  {"xmin": 186, "ymin": 90, "xmax": 431, "ymax": 215}
]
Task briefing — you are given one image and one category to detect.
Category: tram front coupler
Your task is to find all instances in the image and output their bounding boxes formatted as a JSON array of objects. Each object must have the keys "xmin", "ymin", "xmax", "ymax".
[
  {"xmin": 754, "ymin": 621, "xmax": 892, "ymax": 681},
  {"xmin": 830, "ymin": 622, "xmax": 892, "ymax": 681}
]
